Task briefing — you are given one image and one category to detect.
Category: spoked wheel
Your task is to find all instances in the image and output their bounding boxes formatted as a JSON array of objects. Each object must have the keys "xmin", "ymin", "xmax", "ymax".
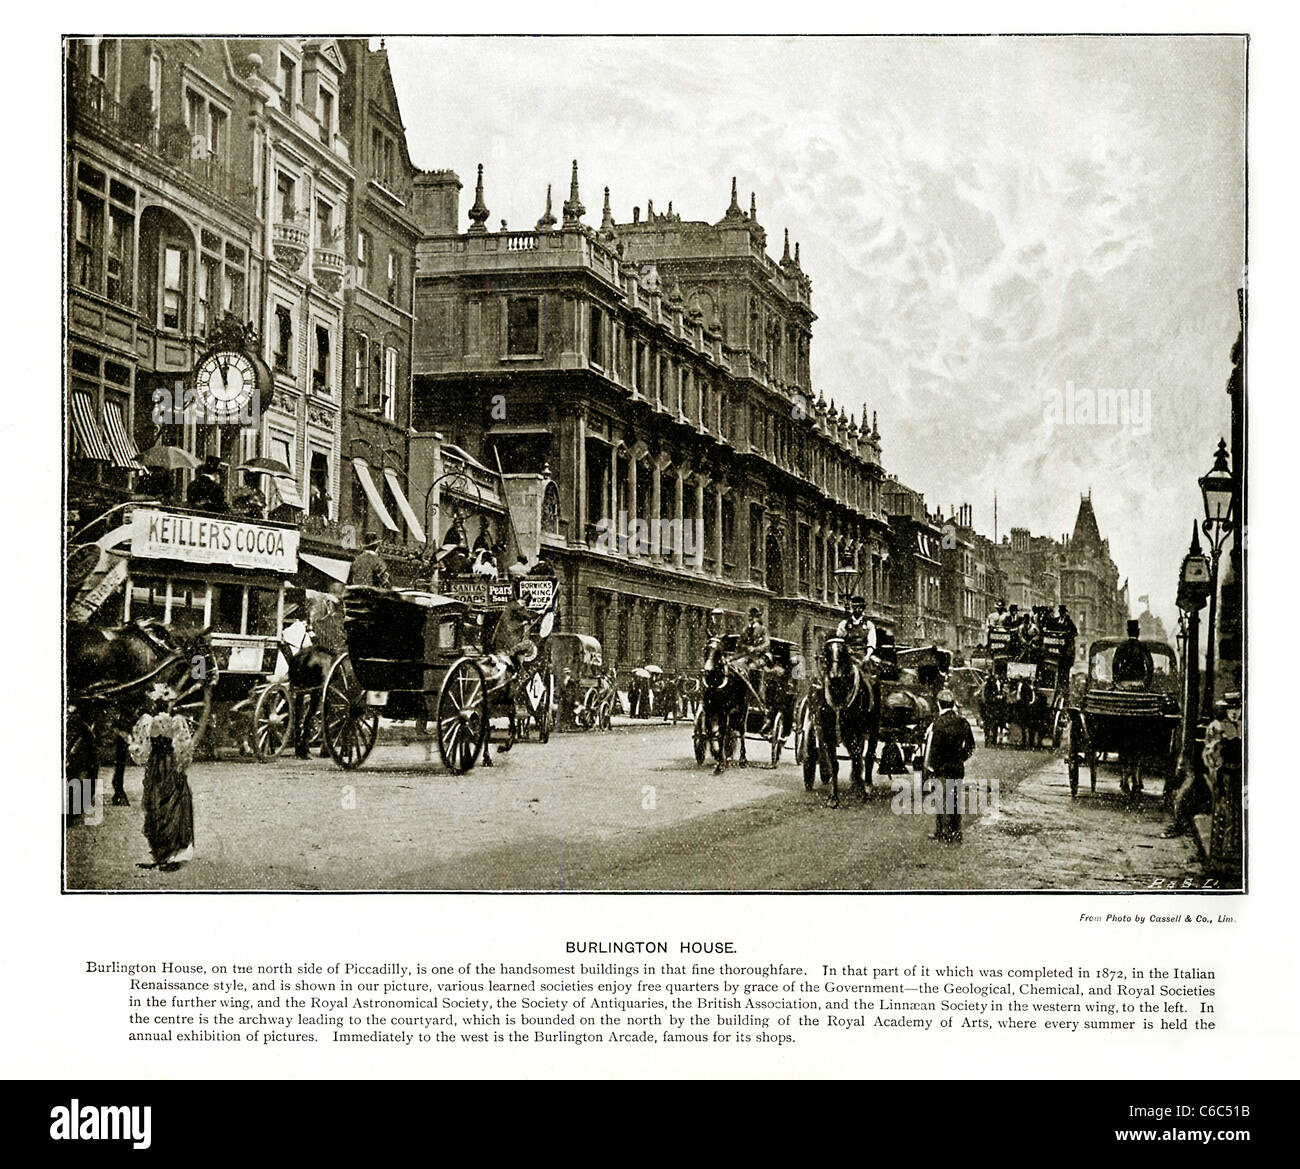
[
  {"xmin": 253, "ymin": 682, "xmax": 293, "ymax": 762},
  {"xmin": 321, "ymin": 655, "xmax": 379, "ymax": 770},
  {"xmin": 598, "ymin": 698, "xmax": 613, "ymax": 731},
  {"xmin": 770, "ymin": 709, "xmax": 785, "ymax": 768},
  {"xmin": 693, "ymin": 709, "xmax": 708, "ymax": 766},
  {"xmin": 437, "ymin": 657, "xmax": 488, "ymax": 774},
  {"xmin": 1065, "ymin": 721, "xmax": 1079, "ymax": 796},
  {"xmin": 800, "ymin": 708, "xmax": 819, "ymax": 792}
]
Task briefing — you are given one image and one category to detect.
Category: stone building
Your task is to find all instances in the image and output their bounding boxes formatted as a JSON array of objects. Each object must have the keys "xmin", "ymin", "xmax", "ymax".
[
  {"xmin": 939, "ymin": 502, "xmax": 1005, "ymax": 657},
  {"xmin": 1059, "ymin": 492, "xmax": 1129, "ymax": 644},
  {"xmin": 411, "ymin": 164, "xmax": 891, "ymax": 669},
  {"xmin": 65, "ymin": 37, "xmax": 361, "ymax": 571},
  {"xmin": 883, "ymin": 478, "xmax": 953, "ymax": 649},
  {"xmin": 997, "ymin": 525, "xmax": 1063, "ymax": 617}
]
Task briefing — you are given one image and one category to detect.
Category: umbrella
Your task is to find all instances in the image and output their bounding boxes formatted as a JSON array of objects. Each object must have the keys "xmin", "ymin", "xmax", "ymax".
[
  {"xmin": 139, "ymin": 444, "xmax": 200, "ymax": 471},
  {"xmin": 643, "ymin": 664, "xmax": 663, "ymax": 674},
  {"xmin": 632, "ymin": 668, "xmax": 650, "ymax": 679},
  {"xmin": 239, "ymin": 456, "xmax": 292, "ymax": 475}
]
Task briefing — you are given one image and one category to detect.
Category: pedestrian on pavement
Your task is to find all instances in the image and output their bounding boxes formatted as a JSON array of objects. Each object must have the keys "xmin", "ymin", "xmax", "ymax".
[{"xmin": 922, "ymin": 689, "xmax": 976, "ymax": 842}]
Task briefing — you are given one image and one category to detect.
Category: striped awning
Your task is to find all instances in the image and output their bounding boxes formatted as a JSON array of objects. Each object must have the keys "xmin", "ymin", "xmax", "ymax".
[
  {"xmin": 101, "ymin": 399, "xmax": 144, "ymax": 471},
  {"xmin": 383, "ymin": 468, "xmax": 426, "ymax": 544},
  {"xmin": 70, "ymin": 391, "xmax": 112, "ymax": 462},
  {"xmin": 351, "ymin": 457, "xmax": 399, "ymax": 531},
  {"xmin": 269, "ymin": 474, "xmax": 305, "ymax": 511}
]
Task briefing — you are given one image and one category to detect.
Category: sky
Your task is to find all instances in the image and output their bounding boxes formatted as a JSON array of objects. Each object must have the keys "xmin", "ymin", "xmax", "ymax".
[{"xmin": 386, "ymin": 35, "xmax": 1245, "ymax": 636}]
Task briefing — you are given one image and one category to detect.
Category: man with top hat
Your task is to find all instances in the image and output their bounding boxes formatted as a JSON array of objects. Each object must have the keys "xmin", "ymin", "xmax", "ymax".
[
  {"xmin": 706, "ymin": 606, "xmax": 726, "ymax": 642},
  {"xmin": 186, "ymin": 455, "xmax": 228, "ymax": 513},
  {"xmin": 986, "ymin": 599, "xmax": 1008, "ymax": 631},
  {"xmin": 349, "ymin": 533, "xmax": 391, "ymax": 588},
  {"xmin": 1112, "ymin": 619, "xmax": 1153, "ymax": 688},
  {"xmin": 736, "ymin": 605, "xmax": 771, "ymax": 707},
  {"xmin": 922, "ymin": 688, "xmax": 977, "ymax": 842},
  {"xmin": 835, "ymin": 594, "xmax": 877, "ymax": 669}
]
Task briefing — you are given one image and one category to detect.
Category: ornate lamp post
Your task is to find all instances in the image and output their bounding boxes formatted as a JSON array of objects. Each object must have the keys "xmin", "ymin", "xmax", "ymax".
[
  {"xmin": 1175, "ymin": 524, "xmax": 1211, "ymax": 780},
  {"xmin": 1198, "ymin": 438, "xmax": 1235, "ymax": 717}
]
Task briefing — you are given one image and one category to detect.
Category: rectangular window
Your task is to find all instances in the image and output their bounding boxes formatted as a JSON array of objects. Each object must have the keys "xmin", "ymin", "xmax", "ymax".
[
  {"xmin": 274, "ymin": 305, "xmax": 292, "ymax": 371},
  {"xmin": 589, "ymin": 306, "xmax": 603, "ymax": 366},
  {"xmin": 197, "ymin": 252, "xmax": 219, "ymax": 337},
  {"xmin": 506, "ymin": 297, "xmax": 540, "ymax": 356},
  {"xmin": 222, "ymin": 244, "xmax": 246, "ymax": 318},
  {"xmin": 276, "ymin": 172, "xmax": 296, "ymax": 223},
  {"xmin": 386, "ymin": 251, "xmax": 399, "ymax": 303},
  {"xmin": 384, "ymin": 347, "xmax": 398, "ymax": 421},
  {"xmin": 278, "ymin": 55, "xmax": 297, "ymax": 112},
  {"xmin": 317, "ymin": 88, "xmax": 334, "ymax": 143},
  {"xmin": 106, "ymin": 205, "xmax": 133, "ymax": 305},
  {"xmin": 185, "ymin": 87, "xmax": 205, "ymax": 138},
  {"xmin": 148, "ymin": 54, "xmax": 162, "ymax": 122},
  {"xmin": 309, "ymin": 451, "xmax": 330, "ymax": 518},
  {"xmin": 73, "ymin": 191, "xmax": 102, "ymax": 290},
  {"xmin": 162, "ymin": 245, "xmax": 186, "ymax": 331},
  {"xmin": 353, "ymin": 334, "xmax": 368, "ymax": 404},
  {"xmin": 313, "ymin": 325, "xmax": 330, "ymax": 393},
  {"xmin": 315, "ymin": 199, "xmax": 333, "ymax": 247},
  {"xmin": 357, "ymin": 230, "xmax": 369, "ymax": 281},
  {"xmin": 208, "ymin": 105, "xmax": 227, "ymax": 165}
]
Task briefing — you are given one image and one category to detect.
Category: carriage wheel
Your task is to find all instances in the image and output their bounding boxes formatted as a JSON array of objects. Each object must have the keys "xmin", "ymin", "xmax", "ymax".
[
  {"xmin": 437, "ymin": 658, "xmax": 488, "ymax": 775},
  {"xmin": 252, "ymin": 682, "xmax": 293, "ymax": 762},
  {"xmin": 1064, "ymin": 722, "xmax": 1079, "ymax": 796},
  {"xmin": 536, "ymin": 674, "xmax": 553, "ymax": 744},
  {"xmin": 599, "ymin": 697, "xmax": 612, "ymax": 731},
  {"xmin": 801, "ymin": 711, "xmax": 819, "ymax": 792},
  {"xmin": 769, "ymin": 708, "xmax": 785, "ymax": 768},
  {"xmin": 321, "ymin": 655, "xmax": 379, "ymax": 771},
  {"xmin": 693, "ymin": 709, "xmax": 708, "ymax": 766}
]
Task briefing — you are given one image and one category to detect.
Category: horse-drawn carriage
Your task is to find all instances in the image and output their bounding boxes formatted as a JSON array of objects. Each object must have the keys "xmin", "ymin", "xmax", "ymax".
[
  {"xmin": 981, "ymin": 625, "xmax": 1069, "ymax": 749},
  {"xmin": 1063, "ymin": 637, "xmax": 1180, "ymax": 799},
  {"xmin": 554, "ymin": 633, "xmax": 612, "ymax": 731},
  {"xmin": 315, "ymin": 586, "xmax": 495, "ymax": 773},
  {"xmin": 692, "ymin": 635, "xmax": 801, "ymax": 771},
  {"xmin": 794, "ymin": 631, "xmax": 950, "ymax": 806}
]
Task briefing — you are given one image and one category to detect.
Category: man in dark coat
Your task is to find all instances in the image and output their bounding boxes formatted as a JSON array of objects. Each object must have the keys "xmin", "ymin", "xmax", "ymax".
[
  {"xmin": 186, "ymin": 456, "xmax": 227, "ymax": 512},
  {"xmin": 1112, "ymin": 619, "xmax": 1153, "ymax": 688},
  {"xmin": 349, "ymin": 535, "xmax": 391, "ymax": 588},
  {"xmin": 923, "ymin": 689, "xmax": 977, "ymax": 842}
]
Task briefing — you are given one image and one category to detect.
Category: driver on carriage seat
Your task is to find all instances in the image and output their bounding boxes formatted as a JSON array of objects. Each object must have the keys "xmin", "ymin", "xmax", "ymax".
[
  {"xmin": 736, "ymin": 605, "xmax": 771, "ymax": 707},
  {"xmin": 1112, "ymin": 619, "xmax": 1154, "ymax": 689},
  {"xmin": 485, "ymin": 584, "xmax": 543, "ymax": 686},
  {"xmin": 835, "ymin": 595, "xmax": 877, "ymax": 670}
]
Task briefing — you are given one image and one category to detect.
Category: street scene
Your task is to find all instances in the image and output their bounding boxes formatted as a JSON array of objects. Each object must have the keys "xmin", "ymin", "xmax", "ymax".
[
  {"xmin": 66, "ymin": 717, "xmax": 1203, "ymax": 891},
  {"xmin": 63, "ymin": 36, "xmax": 1244, "ymax": 892}
]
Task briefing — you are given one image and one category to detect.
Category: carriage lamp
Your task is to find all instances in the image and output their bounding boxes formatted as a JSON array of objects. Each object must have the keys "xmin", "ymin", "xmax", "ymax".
[
  {"xmin": 1198, "ymin": 438, "xmax": 1234, "ymax": 719},
  {"xmin": 833, "ymin": 565, "xmax": 859, "ymax": 605}
]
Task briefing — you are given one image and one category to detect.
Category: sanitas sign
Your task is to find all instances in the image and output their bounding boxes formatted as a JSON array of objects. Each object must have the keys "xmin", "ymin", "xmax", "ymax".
[{"xmin": 130, "ymin": 509, "xmax": 298, "ymax": 572}]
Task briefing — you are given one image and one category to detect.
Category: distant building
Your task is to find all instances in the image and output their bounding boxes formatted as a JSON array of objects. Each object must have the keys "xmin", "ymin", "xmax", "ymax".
[
  {"xmin": 884, "ymin": 478, "xmax": 953, "ymax": 649},
  {"xmin": 411, "ymin": 167, "xmax": 891, "ymax": 669},
  {"xmin": 1060, "ymin": 492, "xmax": 1128, "ymax": 644}
]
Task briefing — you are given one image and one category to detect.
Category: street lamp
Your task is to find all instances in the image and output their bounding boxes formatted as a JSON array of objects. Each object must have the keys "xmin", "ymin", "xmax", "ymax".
[
  {"xmin": 1198, "ymin": 438, "xmax": 1235, "ymax": 717},
  {"xmin": 833, "ymin": 564, "xmax": 859, "ymax": 608},
  {"xmin": 1175, "ymin": 522, "xmax": 1211, "ymax": 780}
]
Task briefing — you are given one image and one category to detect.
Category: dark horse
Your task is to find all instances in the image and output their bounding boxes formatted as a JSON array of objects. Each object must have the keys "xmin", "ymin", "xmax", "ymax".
[
  {"xmin": 66, "ymin": 620, "xmax": 213, "ymax": 808},
  {"xmin": 1008, "ymin": 679, "xmax": 1049, "ymax": 749},
  {"xmin": 815, "ymin": 637, "xmax": 876, "ymax": 808},
  {"xmin": 981, "ymin": 675, "xmax": 1005, "ymax": 747},
  {"xmin": 699, "ymin": 637, "xmax": 749, "ymax": 775}
]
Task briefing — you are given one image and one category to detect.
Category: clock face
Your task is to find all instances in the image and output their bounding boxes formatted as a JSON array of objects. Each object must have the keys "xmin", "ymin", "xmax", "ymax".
[{"xmin": 195, "ymin": 351, "xmax": 256, "ymax": 421}]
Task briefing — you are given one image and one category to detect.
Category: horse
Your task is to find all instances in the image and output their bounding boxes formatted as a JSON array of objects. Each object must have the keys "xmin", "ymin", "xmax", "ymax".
[
  {"xmin": 981, "ymin": 675, "xmax": 1005, "ymax": 747},
  {"xmin": 814, "ymin": 637, "xmax": 876, "ymax": 808},
  {"xmin": 1008, "ymin": 679, "xmax": 1049, "ymax": 749},
  {"xmin": 699, "ymin": 637, "xmax": 749, "ymax": 774},
  {"xmin": 277, "ymin": 621, "xmax": 337, "ymax": 759},
  {"xmin": 66, "ymin": 620, "xmax": 214, "ymax": 808}
]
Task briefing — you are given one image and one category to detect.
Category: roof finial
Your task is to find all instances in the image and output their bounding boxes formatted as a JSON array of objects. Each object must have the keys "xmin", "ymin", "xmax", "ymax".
[
  {"xmin": 562, "ymin": 159, "xmax": 585, "ymax": 227},
  {"xmin": 536, "ymin": 184, "xmax": 557, "ymax": 232},
  {"xmin": 781, "ymin": 228, "xmax": 791, "ymax": 264},
  {"xmin": 728, "ymin": 177, "xmax": 740, "ymax": 213},
  {"xmin": 467, "ymin": 163, "xmax": 489, "ymax": 235},
  {"xmin": 600, "ymin": 186, "xmax": 615, "ymax": 234},
  {"xmin": 794, "ymin": 241, "xmax": 801, "ymax": 268},
  {"xmin": 750, "ymin": 191, "xmax": 757, "ymax": 220}
]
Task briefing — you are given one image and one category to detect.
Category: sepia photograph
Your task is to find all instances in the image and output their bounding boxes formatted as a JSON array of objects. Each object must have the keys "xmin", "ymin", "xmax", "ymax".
[{"xmin": 62, "ymin": 33, "xmax": 1245, "ymax": 893}]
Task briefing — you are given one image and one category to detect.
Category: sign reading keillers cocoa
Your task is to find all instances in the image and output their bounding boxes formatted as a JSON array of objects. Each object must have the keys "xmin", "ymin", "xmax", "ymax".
[{"xmin": 129, "ymin": 508, "xmax": 299, "ymax": 574}]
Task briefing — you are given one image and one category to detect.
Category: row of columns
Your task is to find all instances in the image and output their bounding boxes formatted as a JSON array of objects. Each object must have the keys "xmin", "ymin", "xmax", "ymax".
[{"xmin": 594, "ymin": 588, "xmax": 716, "ymax": 669}]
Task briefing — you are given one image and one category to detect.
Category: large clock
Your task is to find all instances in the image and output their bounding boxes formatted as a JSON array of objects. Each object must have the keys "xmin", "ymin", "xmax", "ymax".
[{"xmin": 195, "ymin": 350, "xmax": 257, "ymax": 423}]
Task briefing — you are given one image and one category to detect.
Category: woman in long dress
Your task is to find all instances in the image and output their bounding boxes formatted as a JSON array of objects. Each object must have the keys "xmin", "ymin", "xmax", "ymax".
[{"xmin": 129, "ymin": 691, "xmax": 195, "ymax": 872}]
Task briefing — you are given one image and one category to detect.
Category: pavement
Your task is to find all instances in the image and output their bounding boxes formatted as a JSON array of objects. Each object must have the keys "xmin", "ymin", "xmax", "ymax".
[{"xmin": 64, "ymin": 721, "xmax": 1209, "ymax": 892}]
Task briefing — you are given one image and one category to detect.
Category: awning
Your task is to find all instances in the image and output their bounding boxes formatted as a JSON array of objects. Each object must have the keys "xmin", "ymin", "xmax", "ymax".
[
  {"xmin": 269, "ymin": 474, "xmax": 305, "ymax": 511},
  {"xmin": 351, "ymin": 457, "xmax": 399, "ymax": 532},
  {"xmin": 299, "ymin": 552, "xmax": 352, "ymax": 583},
  {"xmin": 383, "ymin": 468, "xmax": 426, "ymax": 544},
  {"xmin": 101, "ymin": 399, "xmax": 144, "ymax": 471},
  {"xmin": 70, "ymin": 391, "xmax": 112, "ymax": 461}
]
